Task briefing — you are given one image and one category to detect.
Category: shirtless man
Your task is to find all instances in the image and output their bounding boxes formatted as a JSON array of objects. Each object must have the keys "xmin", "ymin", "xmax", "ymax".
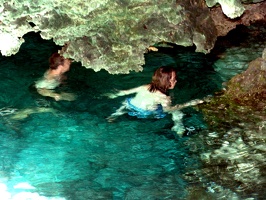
[{"xmin": 35, "ymin": 53, "xmax": 76, "ymax": 101}]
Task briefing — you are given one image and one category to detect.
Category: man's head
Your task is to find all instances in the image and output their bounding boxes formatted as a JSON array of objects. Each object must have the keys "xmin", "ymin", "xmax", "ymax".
[{"xmin": 49, "ymin": 53, "xmax": 71, "ymax": 73}]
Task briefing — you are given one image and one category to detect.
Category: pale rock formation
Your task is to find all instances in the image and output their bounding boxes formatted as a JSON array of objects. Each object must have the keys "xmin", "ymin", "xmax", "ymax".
[{"xmin": 206, "ymin": 0, "xmax": 245, "ymax": 19}]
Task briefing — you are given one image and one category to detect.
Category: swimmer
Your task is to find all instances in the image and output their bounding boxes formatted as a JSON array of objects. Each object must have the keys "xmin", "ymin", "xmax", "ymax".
[
  {"xmin": 35, "ymin": 53, "xmax": 76, "ymax": 101},
  {"xmin": 106, "ymin": 66, "xmax": 205, "ymax": 135}
]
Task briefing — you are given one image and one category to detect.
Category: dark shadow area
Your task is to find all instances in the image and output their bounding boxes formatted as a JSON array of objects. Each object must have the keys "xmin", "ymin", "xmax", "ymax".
[{"xmin": 208, "ymin": 21, "xmax": 266, "ymax": 62}]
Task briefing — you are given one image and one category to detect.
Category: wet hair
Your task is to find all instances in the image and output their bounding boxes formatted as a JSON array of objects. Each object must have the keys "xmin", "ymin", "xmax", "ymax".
[
  {"xmin": 49, "ymin": 53, "xmax": 65, "ymax": 70},
  {"xmin": 148, "ymin": 66, "xmax": 176, "ymax": 94}
]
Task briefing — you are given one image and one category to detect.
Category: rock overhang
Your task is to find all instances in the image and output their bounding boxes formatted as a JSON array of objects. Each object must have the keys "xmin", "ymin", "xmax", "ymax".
[{"xmin": 0, "ymin": 0, "xmax": 265, "ymax": 74}]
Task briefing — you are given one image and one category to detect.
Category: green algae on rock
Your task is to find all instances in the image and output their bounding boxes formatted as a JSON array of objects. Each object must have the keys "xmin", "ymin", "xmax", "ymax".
[{"xmin": 225, "ymin": 55, "xmax": 266, "ymax": 110}]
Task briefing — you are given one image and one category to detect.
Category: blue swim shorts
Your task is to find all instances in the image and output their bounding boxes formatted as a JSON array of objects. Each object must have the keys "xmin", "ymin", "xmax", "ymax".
[{"xmin": 126, "ymin": 98, "xmax": 166, "ymax": 119}]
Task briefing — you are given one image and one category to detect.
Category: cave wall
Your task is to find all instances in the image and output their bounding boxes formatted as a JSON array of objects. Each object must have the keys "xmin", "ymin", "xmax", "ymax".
[{"xmin": 0, "ymin": 0, "xmax": 265, "ymax": 74}]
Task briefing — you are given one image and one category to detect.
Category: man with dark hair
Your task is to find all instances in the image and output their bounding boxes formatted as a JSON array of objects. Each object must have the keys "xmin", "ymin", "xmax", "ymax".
[{"xmin": 35, "ymin": 53, "xmax": 76, "ymax": 101}]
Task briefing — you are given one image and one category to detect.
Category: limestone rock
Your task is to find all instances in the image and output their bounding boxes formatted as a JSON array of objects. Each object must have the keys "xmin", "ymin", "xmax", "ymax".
[
  {"xmin": 209, "ymin": 1, "xmax": 266, "ymax": 37},
  {"xmin": 225, "ymin": 56, "xmax": 266, "ymax": 110},
  {"xmin": 206, "ymin": 0, "xmax": 245, "ymax": 19},
  {"xmin": 0, "ymin": 0, "xmax": 264, "ymax": 74}
]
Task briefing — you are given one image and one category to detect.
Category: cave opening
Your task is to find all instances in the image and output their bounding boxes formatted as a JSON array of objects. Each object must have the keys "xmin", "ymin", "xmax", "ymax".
[{"xmin": 0, "ymin": 21, "xmax": 265, "ymax": 199}]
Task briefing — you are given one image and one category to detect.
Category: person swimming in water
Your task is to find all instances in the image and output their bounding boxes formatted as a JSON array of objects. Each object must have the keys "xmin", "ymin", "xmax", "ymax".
[
  {"xmin": 35, "ymin": 52, "xmax": 76, "ymax": 101},
  {"xmin": 106, "ymin": 66, "xmax": 205, "ymax": 135}
]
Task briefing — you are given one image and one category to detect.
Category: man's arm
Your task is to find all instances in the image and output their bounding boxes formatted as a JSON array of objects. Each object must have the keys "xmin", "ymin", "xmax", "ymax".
[{"xmin": 105, "ymin": 85, "xmax": 146, "ymax": 99}]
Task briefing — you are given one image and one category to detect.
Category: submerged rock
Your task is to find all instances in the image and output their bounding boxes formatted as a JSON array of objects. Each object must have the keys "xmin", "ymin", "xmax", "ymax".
[
  {"xmin": 182, "ymin": 52, "xmax": 266, "ymax": 199},
  {"xmin": 189, "ymin": 48, "xmax": 266, "ymax": 198}
]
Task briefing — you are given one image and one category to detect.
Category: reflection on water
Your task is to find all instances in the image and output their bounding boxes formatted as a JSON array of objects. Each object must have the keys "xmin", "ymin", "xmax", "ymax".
[{"xmin": 0, "ymin": 25, "xmax": 265, "ymax": 200}]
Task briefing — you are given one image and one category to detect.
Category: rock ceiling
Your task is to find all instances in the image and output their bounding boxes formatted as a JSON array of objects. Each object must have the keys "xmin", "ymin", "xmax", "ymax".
[{"xmin": 0, "ymin": 0, "xmax": 265, "ymax": 74}]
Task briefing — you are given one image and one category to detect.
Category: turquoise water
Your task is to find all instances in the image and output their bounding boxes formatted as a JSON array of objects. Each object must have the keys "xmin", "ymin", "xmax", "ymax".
[{"xmin": 0, "ymin": 26, "xmax": 265, "ymax": 200}]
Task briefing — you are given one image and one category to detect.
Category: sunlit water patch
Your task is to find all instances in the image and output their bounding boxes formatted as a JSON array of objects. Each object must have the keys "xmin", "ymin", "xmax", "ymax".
[{"xmin": 1, "ymin": 112, "xmax": 193, "ymax": 199}]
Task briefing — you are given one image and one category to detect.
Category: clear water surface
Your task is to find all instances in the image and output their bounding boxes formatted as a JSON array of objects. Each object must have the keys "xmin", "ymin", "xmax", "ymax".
[{"xmin": 0, "ymin": 24, "xmax": 265, "ymax": 200}]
